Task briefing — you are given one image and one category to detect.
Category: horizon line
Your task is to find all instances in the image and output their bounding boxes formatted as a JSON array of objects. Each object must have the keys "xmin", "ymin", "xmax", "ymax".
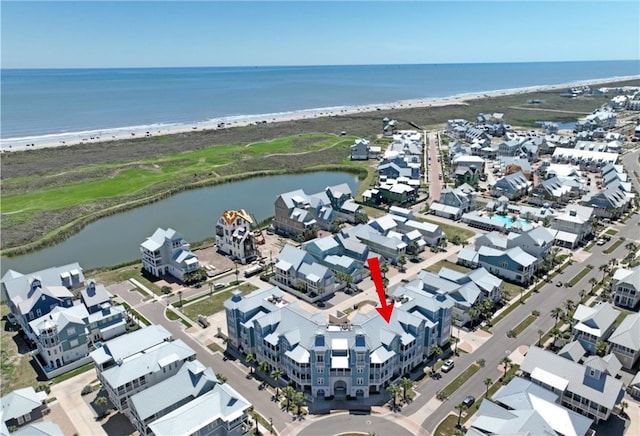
[{"xmin": 3, "ymin": 59, "xmax": 640, "ymax": 71}]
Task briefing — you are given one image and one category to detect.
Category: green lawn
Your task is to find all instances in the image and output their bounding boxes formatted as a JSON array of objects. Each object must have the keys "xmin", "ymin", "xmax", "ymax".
[
  {"xmin": 566, "ymin": 265, "xmax": 594, "ymax": 288},
  {"xmin": 91, "ymin": 264, "xmax": 162, "ymax": 295},
  {"xmin": 50, "ymin": 363, "xmax": 95, "ymax": 384},
  {"xmin": 417, "ymin": 217, "xmax": 475, "ymax": 241},
  {"xmin": 501, "ymin": 281, "xmax": 525, "ymax": 301},
  {"xmin": 425, "ymin": 259, "xmax": 472, "ymax": 274},
  {"xmin": 433, "ymin": 414, "xmax": 460, "ymax": 436},
  {"xmin": 605, "ymin": 229, "xmax": 618, "ymax": 236},
  {"xmin": 440, "ymin": 363, "xmax": 480, "ymax": 398},
  {"xmin": 181, "ymin": 283, "xmax": 258, "ymax": 320}
]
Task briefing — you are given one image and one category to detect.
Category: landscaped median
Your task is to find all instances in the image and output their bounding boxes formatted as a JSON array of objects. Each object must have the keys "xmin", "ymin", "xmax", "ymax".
[
  {"xmin": 565, "ymin": 265, "xmax": 593, "ymax": 288},
  {"xmin": 178, "ymin": 283, "xmax": 258, "ymax": 320},
  {"xmin": 437, "ymin": 362, "xmax": 480, "ymax": 399},
  {"xmin": 603, "ymin": 237, "xmax": 625, "ymax": 255}
]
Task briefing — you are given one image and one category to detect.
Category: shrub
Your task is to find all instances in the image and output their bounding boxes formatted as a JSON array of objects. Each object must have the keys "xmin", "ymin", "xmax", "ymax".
[{"xmin": 81, "ymin": 385, "xmax": 94, "ymax": 396}]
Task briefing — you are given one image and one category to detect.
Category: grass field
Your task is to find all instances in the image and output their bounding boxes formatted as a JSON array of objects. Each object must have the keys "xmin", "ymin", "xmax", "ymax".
[
  {"xmin": 181, "ymin": 283, "xmax": 258, "ymax": 320},
  {"xmin": 417, "ymin": 217, "xmax": 476, "ymax": 241},
  {"xmin": 425, "ymin": 259, "xmax": 472, "ymax": 274},
  {"xmin": 439, "ymin": 363, "xmax": 480, "ymax": 398},
  {"xmin": 566, "ymin": 265, "xmax": 594, "ymax": 287},
  {"xmin": 512, "ymin": 314, "xmax": 536, "ymax": 337},
  {"xmin": 1, "ymin": 305, "xmax": 40, "ymax": 395},
  {"xmin": 603, "ymin": 238, "xmax": 625, "ymax": 254},
  {"xmin": 91, "ymin": 264, "xmax": 162, "ymax": 295}
]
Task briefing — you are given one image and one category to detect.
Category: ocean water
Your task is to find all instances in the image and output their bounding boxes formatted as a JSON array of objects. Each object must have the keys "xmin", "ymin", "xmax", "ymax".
[{"xmin": 2, "ymin": 60, "xmax": 639, "ymax": 139}]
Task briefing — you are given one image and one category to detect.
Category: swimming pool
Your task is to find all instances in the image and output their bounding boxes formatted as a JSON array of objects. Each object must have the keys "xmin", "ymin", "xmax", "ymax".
[{"xmin": 490, "ymin": 214, "xmax": 531, "ymax": 228}]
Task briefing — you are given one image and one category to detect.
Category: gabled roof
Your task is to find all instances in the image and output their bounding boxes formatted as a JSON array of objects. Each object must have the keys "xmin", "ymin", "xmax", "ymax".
[
  {"xmin": 572, "ymin": 302, "xmax": 620, "ymax": 338},
  {"xmin": 141, "ymin": 228, "xmax": 181, "ymax": 251},
  {"xmin": 81, "ymin": 282, "xmax": 112, "ymax": 308},
  {"xmin": 520, "ymin": 346, "xmax": 624, "ymax": 411},
  {"xmin": 558, "ymin": 340, "xmax": 586, "ymax": 362},
  {"xmin": 12, "ymin": 422, "xmax": 64, "ymax": 436},
  {"xmin": 608, "ymin": 312, "xmax": 640, "ymax": 351},
  {"xmin": 147, "ymin": 380, "xmax": 251, "ymax": 436},
  {"xmin": 129, "ymin": 361, "xmax": 219, "ymax": 421},
  {"xmin": 613, "ymin": 265, "xmax": 640, "ymax": 290},
  {"xmin": 89, "ymin": 325, "xmax": 172, "ymax": 366},
  {"xmin": 0, "ymin": 387, "xmax": 46, "ymax": 421},
  {"xmin": 2, "ymin": 263, "xmax": 84, "ymax": 304}
]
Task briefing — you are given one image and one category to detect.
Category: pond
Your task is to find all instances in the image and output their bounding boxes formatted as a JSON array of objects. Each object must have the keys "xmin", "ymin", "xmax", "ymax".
[{"xmin": 1, "ymin": 172, "xmax": 360, "ymax": 275}]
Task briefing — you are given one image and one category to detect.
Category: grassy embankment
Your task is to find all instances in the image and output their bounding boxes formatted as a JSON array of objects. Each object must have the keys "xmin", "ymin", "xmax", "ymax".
[{"xmin": 1, "ymin": 133, "xmax": 372, "ymax": 255}]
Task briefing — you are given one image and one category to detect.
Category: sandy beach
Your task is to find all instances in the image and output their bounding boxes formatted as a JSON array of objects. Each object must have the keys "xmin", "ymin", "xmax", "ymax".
[{"xmin": 2, "ymin": 75, "xmax": 638, "ymax": 152}]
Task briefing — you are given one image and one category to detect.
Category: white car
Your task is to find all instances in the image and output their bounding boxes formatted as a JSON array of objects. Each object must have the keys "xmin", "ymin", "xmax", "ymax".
[
  {"xmin": 213, "ymin": 282, "xmax": 225, "ymax": 290},
  {"xmin": 441, "ymin": 359, "xmax": 455, "ymax": 373}
]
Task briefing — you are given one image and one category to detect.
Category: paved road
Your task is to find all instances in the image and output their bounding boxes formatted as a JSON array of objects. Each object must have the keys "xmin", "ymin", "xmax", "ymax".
[
  {"xmin": 294, "ymin": 413, "xmax": 418, "ymax": 436},
  {"xmin": 428, "ymin": 131, "xmax": 442, "ymax": 201}
]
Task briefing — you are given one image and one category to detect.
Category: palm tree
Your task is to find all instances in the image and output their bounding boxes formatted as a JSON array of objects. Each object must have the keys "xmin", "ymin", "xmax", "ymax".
[
  {"xmin": 409, "ymin": 241, "xmax": 420, "ymax": 260},
  {"xmin": 282, "ymin": 386, "xmax": 296, "ymax": 412},
  {"xmin": 234, "ymin": 260, "xmax": 239, "ymax": 284},
  {"xmin": 452, "ymin": 315, "xmax": 460, "ymax": 355},
  {"xmin": 386, "ymin": 384, "xmax": 401, "ymax": 410},
  {"xmin": 549, "ymin": 327, "xmax": 561, "ymax": 347},
  {"xmin": 380, "ymin": 262, "xmax": 389, "ymax": 279},
  {"xmin": 215, "ymin": 372, "xmax": 228, "ymax": 384},
  {"xmin": 619, "ymin": 400, "xmax": 629, "ymax": 417},
  {"xmin": 429, "ymin": 345, "xmax": 443, "ymax": 360},
  {"xmin": 550, "ymin": 307, "xmax": 564, "ymax": 326},
  {"xmin": 398, "ymin": 256, "xmax": 407, "ymax": 273},
  {"xmin": 484, "ymin": 377, "xmax": 493, "ymax": 398},
  {"xmin": 271, "ymin": 369, "xmax": 283, "ymax": 398},
  {"xmin": 477, "ymin": 358, "xmax": 486, "ymax": 368},
  {"xmin": 500, "ymin": 356, "xmax": 512, "ymax": 380},
  {"xmin": 245, "ymin": 353, "xmax": 255, "ymax": 375},
  {"xmin": 537, "ymin": 329, "xmax": 545, "ymax": 347},
  {"xmin": 257, "ymin": 360, "xmax": 268, "ymax": 375},
  {"xmin": 399, "ymin": 377, "xmax": 414, "ymax": 403},
  {"xmin": 455, "ymin": 403, "xmax": 469, "ymax": 428},
  {"xmin": 595, "ymin": 340, "xmax": 608, "ymax": 356},
  {"xmin": 589, "ymin": 277, "xmax": 598, "ymax": 293},
  {"xmin": 95, "ymin": 396, "xmax": 109, "ymax": 418},
  {"xmin": 531, "ymin": 310, "xmax": 540, "ymax": 317},
  {"xmin": 579, "ymin": 289, "xmax": 586, "ymax": 302},
  {"xmin": 293, "ymin": 391, "xmax": 306, "ymax": 418},
  {"xmin": 177, "ymin": 290, "xmax": 183, "ymax": 308},
  {"xmin": 563, "ymin": 299, "xmax": 576, "ymax": 314},
  {"xmin": 599, "ymin": 264, "xmax": 609, "ymax": 282}
]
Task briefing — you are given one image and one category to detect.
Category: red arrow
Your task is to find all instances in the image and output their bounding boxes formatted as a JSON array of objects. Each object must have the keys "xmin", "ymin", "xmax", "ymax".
[{"xmin": 367, "ymin": 257, "xmax": 394, "ymax": 323}]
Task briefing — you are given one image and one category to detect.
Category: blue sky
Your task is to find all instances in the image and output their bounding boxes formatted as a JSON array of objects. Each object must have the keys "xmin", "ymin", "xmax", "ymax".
[{"xmin": 2, "ymin": 1, "xmax": 639, "ymax": 68}]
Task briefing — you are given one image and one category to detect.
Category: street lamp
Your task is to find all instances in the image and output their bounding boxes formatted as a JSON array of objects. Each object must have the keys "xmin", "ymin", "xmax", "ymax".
[{"xmin": 269, "ymin": 417, "xmax": 273, "ymax": 434}]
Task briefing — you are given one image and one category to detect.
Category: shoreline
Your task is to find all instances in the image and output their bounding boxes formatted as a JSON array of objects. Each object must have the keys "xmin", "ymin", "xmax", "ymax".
[{"xmin": 2, "ymin": 74, "xmax": 639, "ymax": 152}]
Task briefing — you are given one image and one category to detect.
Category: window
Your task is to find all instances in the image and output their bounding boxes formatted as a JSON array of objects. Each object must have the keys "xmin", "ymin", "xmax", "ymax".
[
  {"xmin": 357, "ymin": 367, "xmax": 364, "ymax": 373},
  {"xmin": 67, "ymin": 326, "xmax": 76, "ymax": 335},
  {"xmin": 317, "ymin": 378, "xmax": 324, "ymax": 385},
  {"xmin": 317, "ymin": 367, "xmax": 324, "ymax": 373},
  {"xmin": 69, "ymin": 339, "xmax": 79, "ymax": 347},
  {"xmin": 36, "ymin": 309, "xmax": 42, "ymax": 317},
  {"xmin": 316, "ymin": 354, "xmax": 324, "ymax": 363},
  {"xmin": 357, "ymin": 378, "xmax": 364, "ymax": 385}
]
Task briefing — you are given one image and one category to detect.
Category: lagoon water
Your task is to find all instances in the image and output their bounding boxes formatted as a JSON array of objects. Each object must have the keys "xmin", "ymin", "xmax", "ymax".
[
  {"xmin": 0, "ymin": 172, "xmax": 360, "ymax": 275},
  {"xmin": 2, "ymin": 60, "xmax": 639, "ymax": 139}
]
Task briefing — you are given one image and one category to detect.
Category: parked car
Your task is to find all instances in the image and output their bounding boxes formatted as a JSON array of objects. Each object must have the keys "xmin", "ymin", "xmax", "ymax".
[
  {"xmin": 214, "ymin": 282, "xmax": 225, "ymax": 289},
  {"xmin": 462, "ymin": 395, "xmax": 476, "ymax": 407},
  {"xmin": 441, "ymin": 359, "xmax": 455, "ymax": 372},
  {"xmin": 6, "ymin": 312, "xmax": 17, "ymax": 326},
  {"xmin": 556, "ymin": 281, "xmax": 563, "ymax": 287},
  {"xmin": 597, "ymin": 239, "xmax": 606, "ymax": 246}
]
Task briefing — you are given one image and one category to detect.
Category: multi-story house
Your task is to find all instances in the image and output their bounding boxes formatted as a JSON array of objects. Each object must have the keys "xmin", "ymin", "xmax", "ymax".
[
  {"xmin": 273, "ymin": 245, "xmax": 336, "ymax": 300},
  {"xmin": 274, "ymin": 184, "xmax": 364, "ymax": 237},
  {"xmin": 1, "ymin": 262, "xmax": 85, "ymax": 301},
  {"xmin": 0, "ymin": 387, "xmax": 48, "ymax": 430},
  {"xmin": 215, "ymin": 209, "xmax": 260, "ymax": 265},
  {"xmin": 571, "ymin": 303, "xmax": 620, "ymax": 355},
  {"xmin": 128, "ymin": 360, "xmax": 250, "ymax": 436},
  {"xmin": 458, "ymin": 246, "xmax": 537, "ymax": 285},
  {"xmin": 90, "ymin": 325, "xmax": 173, "ymax": 371},
  {"xmin": 587, "ymin": 187, "xmax": 631, "ymax": 218},
  {"xmin": 224, "ymin": 286, "xmax": 452, "ymax": 400},
  {"xmin": 393, "ymin": 267, "xmax": 501, "ymax": 326},
  {"xmin": 2, "ymin": 263, "xmax": 85, "ymax": 336},
  {"xmin": 612, "ymin": 266, "xmax": 639, "ymax": 309},
  {"xmin": 350, "ymin": 138, "xmax": 371, "ymax": 160},
  {"xmin": 140, "ymin": 228, "xmax": 200, "ymax": 280},
  {"xmin": 607, "ymin": 312, "xmax": 640, "ymax": 369},
  {"xmin": 28, "ymin": 299, "xmax": 126, "ymax": 374},
  {"xmin": 491, "ymin": 171, "xmax": 531, "ymax": 200},
  {"xmin": 303, "ymin": 235, "xmax": 368, "ymax": 283},
  {"xmin": 146, "ymin": 380, "xmax": 250, "ymax": 436},
  {"xmin": 520, "ymin": 346, "xmax": 624, "ymax": 423},
  {"xmin": 550, "ymin": 205, "xmax": 594, "ymax": 248},
  {"xmin": 80, "ymin": 281, "xmax": 112, "ymax": 314},
  {"xmin": 97, "ymin": 338, "xmax": 197, "ymax": 416},
  {"xmin": 475, "ymin": 227, "xmax": 555, "ymax": 262}
]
